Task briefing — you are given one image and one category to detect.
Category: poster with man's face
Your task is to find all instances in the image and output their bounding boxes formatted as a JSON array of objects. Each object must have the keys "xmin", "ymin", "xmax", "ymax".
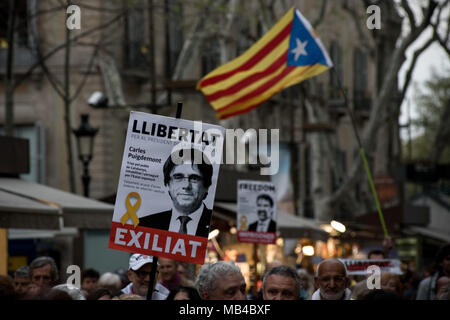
[
  {"xmin": 109, "ymin": 111, "xmax": 224, "ymax": 264},
  {"xmin": 237, "ymin": 180, "xmax": 277, "ymax": 244}
]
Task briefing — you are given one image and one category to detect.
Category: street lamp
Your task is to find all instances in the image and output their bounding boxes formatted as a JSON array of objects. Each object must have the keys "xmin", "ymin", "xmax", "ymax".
[{"xmin": 72, "ymin": 114, "xmax": 99, "ymax": 197}]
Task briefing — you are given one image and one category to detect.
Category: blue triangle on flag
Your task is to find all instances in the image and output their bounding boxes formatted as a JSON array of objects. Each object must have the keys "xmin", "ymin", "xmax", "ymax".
[{"xmin": 287, "ymin": 10, "xmax": 328, "ymax": 67}]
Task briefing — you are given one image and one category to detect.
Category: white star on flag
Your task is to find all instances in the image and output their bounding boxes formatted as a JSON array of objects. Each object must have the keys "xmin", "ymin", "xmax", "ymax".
[{"xmin": 291, "ymin": 38, "xmax": 308, "ymax": 61}]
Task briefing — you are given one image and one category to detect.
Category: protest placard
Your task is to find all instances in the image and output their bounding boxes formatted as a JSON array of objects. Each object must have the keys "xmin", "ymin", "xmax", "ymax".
[
  {"xmin": 109, "ymin": 111, "xmax": 224, "ymax": 264},
  {"xmin": 340, "ymin": 259, "xmax": 403, "ymax": 275},
  {"xmin": 237, "ymin": 180, "xmax": 277, "ymax": 244}
]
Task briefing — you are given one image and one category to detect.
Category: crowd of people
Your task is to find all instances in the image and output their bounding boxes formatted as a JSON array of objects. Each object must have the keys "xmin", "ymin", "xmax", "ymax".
[{"xmin": 0, "ymin": 243, "xmax": 448, "ymax": 301}]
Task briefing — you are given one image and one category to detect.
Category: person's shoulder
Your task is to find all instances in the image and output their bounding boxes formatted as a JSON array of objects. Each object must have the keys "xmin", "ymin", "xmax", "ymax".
[
  {"xmin": 202, "ymin": 204, "xmax": 212, "ymax": 212},
  {"xmin": 139, "ymin": 210, "xmax": 172, "ymax": 226},
  {"xmin": 418, "ymin": 275, "xmax": 433, "ymax": 285},
  {"xmin": 198, "ymin": 204, "xmax": 212, "ymax": 219},
  {"xmin": 247, "ymin": 221, "xmax": 257, "ymax": 230}
]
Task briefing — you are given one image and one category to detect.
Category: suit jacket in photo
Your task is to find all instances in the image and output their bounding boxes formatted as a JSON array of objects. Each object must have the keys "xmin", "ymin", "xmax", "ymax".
[
  {"xmin": 248, "ymin": 219, "xmax": 277, "ymax": 233},
  {"xmin": 138, "ymin": 205, "xmax": 212, "ymax": 237}
]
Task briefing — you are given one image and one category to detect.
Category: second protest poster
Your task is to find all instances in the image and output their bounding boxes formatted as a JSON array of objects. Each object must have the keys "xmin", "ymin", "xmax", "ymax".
[{"xmin": 237, "ymin": 180, "xmax": 277, "ymax": 244}]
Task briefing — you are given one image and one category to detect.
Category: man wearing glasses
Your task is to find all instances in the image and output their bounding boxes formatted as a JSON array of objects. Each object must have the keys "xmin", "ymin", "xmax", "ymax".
[
  {"xmin": 139, "ymin": 148, "xmax": 213, "ymax": 237},
  {"xmin": 312, "ymin": 258, "xmax": 352, "ymax": 300},
  {"xmin": 122, "ymin": 254, "xmax": 169, "ymax": 300}
]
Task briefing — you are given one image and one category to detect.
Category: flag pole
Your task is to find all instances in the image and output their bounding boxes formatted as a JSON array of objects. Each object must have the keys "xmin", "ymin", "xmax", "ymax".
[
  {"xmin": 146, "ymin": 257, "xmax": 159, "ymax": 300},
  {"xmin": 146, "ymin": 101, "xmax": 184, "ymax": 300},
  {"xmin": 330, "ymin": 68, "xmax": 389, "ymax": 238}
]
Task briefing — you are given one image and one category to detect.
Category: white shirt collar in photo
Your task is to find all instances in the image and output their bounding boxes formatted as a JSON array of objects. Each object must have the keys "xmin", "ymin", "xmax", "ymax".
[
  {"xmin": 256, "ymin": 219, "xmax": 269, "ymax": 232},
  {"xmin": 169, "ymin": 203, "xmax": 204, "ymax": 235}
]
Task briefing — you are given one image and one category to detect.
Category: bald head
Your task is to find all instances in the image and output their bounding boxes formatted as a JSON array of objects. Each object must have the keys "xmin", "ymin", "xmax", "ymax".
[
  {"xmin": 314, "ymin": 259, "xmax": 349, "ymax": 300},
  {"xmin": 315, "ymin": 259, "xmax": 347, "ymax": 278}
]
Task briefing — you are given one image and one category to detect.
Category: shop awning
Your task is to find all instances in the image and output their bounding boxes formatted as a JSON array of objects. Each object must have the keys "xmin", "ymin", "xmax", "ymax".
[
  {"xmin": 7, "ymin": 227, "xmax": 78, "ymax": 239},
  {"xmin": 404, "ymin": 226, "xmax": 450, "ymax": 243},
  {"xmin": 0, "ymin": 188, "xmax": 61, "ymax": 230},
  {"xmin": 214, "ymin": 201, "xmax": 329, "ymax": 241},
  {"xmin": 0, "ymin": 178, "xmax": 114, "ymax": 229}
]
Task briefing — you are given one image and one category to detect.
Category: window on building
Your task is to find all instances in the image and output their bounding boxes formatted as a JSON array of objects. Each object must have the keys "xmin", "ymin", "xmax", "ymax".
[
  {"xmin": 0, "ymin": 0, "xmax": 37, "ymax": 69},
  {"xmin": 304, "ymin": 144, "xmax": 314, "ymax": 218},
  {"xmin": 124, "ymin": 0, "xmax": 148, "ymax": 69},
  {"xmin": 0, "ymin": 123, "xmax": 46, "ymax": 183},
  {"xmin": 0, "ymin": 0, "xmax": 30, "ymax": 47},
  {"xmin": 236, "ymin": 19, "xmax": 252, "ymax": 56},
  {"xmin": 165, "ymin": 0, "xmax": 184, "ymax": 76},
  {"xmin": 329, "ymin": 41, "xmax": 343, "ymax": 99},
  {"xmin": 201, "ymin": 37, "xmax": 220, "ymax": 75},
  {"xmin": 353, "ymin": 47, "xmax": 370, "ymax": 110},
  {"xmin": 331, "ymin": 149, "xmax": 347, "ymax": 192}
]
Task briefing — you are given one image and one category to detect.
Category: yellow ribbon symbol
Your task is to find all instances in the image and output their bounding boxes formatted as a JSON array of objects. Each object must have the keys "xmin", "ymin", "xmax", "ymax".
[
  {"xmin": 120, "ymin": 192, "xmax": 141, "ymax": 228},
  {"xmin": 239, "ymin": 216, "xmax": 248, "ymax": 230}
]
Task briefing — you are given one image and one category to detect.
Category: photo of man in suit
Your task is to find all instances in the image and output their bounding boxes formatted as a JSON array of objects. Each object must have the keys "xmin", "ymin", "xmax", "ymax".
[
  {"xmin": 248, "ymin": 194, "xmax": 277, "ymax": 233},
  {"xmin": 139, "ymin": 148, "xmax": 213, "ymax": 237}
]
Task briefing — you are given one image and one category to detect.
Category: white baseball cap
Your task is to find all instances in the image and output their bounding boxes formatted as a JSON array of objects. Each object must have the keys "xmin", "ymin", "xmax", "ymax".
[{"xmin": 129, "ymin": 254, "xmax": 156, "ymax": 271}]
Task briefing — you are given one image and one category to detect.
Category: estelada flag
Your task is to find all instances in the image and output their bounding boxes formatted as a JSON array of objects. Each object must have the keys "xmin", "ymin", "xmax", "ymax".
[{"xmin": 197, "ymin": 7, "xmax": 333, "ymax": 119}]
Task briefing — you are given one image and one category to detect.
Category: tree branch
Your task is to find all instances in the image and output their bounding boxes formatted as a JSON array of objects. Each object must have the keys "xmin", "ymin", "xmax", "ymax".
[
  {"xmin": 28, "ymin": 13, "xmax": 65, "ymax": 99},
  {"xmin": 257, "ymin": 0, "xmax": 277, "ymax": 30},
  {"xmin": 342, "ymin": 0, "xmax": 375, "ymax": 59},
  {"xmin": 399, "ymin": 35, "xmax": 436, "ymax": 104},
  {"xmin": 327, "ymin": 0, "xmax": 439, "ymax": 207},
  {"xmin": 429, "ymin": 99, "xmax": 450, "ymax": 163},
  {"xmin": 13, "ymin": 11, "xmax": 125, "ymax": 90},
  {"xmin": 431, "ymin": 0, "xmax": 450, "ymax": 57},
  {"xmin": 69, "ymin": 41, "xmax": 101, "ymax": 103},
  {"xmin": 70, "ymin": 21, "xmax": 123, "ymax": 102},
  {"xmin": 312, "ymin": 0, "xmax": 328, "ymax": 29},
  {"xmin": 401, "ymin": 0, "xmax": 417, "ymax": 31},
  {"xmin": 78, "ymin": 3, "xmax": 125, "ymax": 13}
]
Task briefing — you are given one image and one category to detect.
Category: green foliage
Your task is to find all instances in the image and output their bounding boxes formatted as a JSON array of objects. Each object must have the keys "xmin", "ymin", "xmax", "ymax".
[{"xmin": 404, "ymin": 67, "xmax": 450, "ymax": 162}]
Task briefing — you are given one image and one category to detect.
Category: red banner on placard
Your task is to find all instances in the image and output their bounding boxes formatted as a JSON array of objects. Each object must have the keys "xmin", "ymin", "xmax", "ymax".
[
  {"xmin": 237, "ymin": 231, "xmax": 276, "ymax": 244},
  {"xmin": 340, "ymin": 259, "xmax": 402, "ymax": 275},
  {"xmin": 108, "ymin": 222, "xmax": 208, "ymax": 264}
]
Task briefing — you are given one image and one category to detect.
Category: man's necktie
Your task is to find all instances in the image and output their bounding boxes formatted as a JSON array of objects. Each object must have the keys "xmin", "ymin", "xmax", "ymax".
[
  {"xmin": 178, "ymin": 216, "xmax": 192, "ymax": 234},
  {"xmin": 257, "ymin": 222, "xmax": 266, "ymax": 232}
]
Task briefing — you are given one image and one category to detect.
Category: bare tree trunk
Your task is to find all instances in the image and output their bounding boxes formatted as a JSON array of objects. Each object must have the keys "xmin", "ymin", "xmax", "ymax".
[
  {"xmin": 65, "ymin": 0, "xmax": 76, "ymax": 193},
  {"xmin": 429, "ymin": 99, "xmax": 450, "ymax": 163},
  {"xmin": 5, "ymin": 0, "xmax": 16, "ymax": 137},
  {"xmin": 148, "ymin": 0, "xmax": 156, "ymax": 111},
  {"xmin": 218, "ymin": 0, "xmax": 238, "ymax": 64},
  {"xmin": 304, "ymin": 98, "xmax": 333, "ymax": 221},
  {"xmin": 171, "ymin": 7, "xmax": 208, "ymax": 81},
  {"xmin": 373, "ymin": 1, "xmax": 402, "ymax": 178},
  {"xmin": 98, "ymin": 54, "xmax": 127, "ymax": 107},
  {"xmin": 326, "ymin": 1, "xmax": 439, "ymax": 210}
]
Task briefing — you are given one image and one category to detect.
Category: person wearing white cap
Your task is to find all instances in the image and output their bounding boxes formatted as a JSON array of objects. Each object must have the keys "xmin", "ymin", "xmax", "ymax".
[{"xmin": 120, "ymin": 254, "xmax": 170, "ymax": 300}]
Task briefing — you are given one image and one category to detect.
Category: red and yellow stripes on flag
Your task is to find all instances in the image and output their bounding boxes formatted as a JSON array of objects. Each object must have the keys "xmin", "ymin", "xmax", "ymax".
[{"xmin": 197, "ymin": 8, "xmax": 328, "ymax": 119}]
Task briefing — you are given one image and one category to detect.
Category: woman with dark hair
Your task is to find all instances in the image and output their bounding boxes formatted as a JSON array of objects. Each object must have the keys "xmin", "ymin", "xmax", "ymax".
[{"xmin": 166, "ymin": 286, "xmax": 202, "ymax": 301}]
